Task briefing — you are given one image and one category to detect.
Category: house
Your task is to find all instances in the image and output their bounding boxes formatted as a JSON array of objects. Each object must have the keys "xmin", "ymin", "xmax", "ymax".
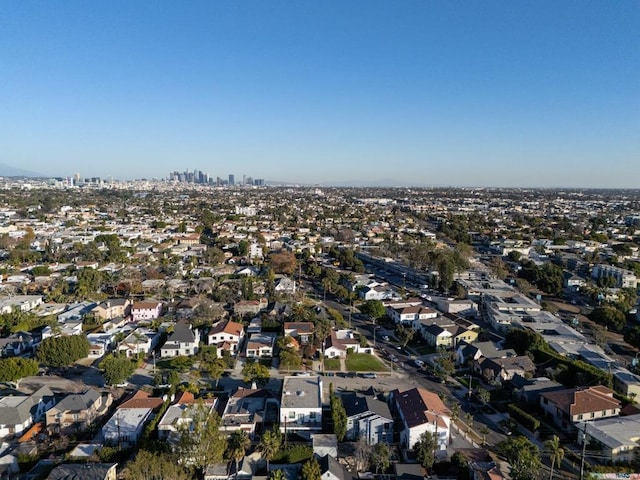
[
  {"xmin": 421, "ymin": 324, "xmax": 453, "ymax": 349},
  {"xmin": 46, "ymin": 389, "xmax": 112, "ymax": 433},
  {"xmin": 391, "ymin": 387, "xmax": 451, "ymax": 453},
  {"xmin": 540, "ymin": 386, "xmax": 621, "ymax": 431},
  {"xmin": 317, "ymin": 453, "xmax": 352, "ymax": 480},
  {"xmin": 175, "ymin": 297, "xmax": 201, "ymax": 318},
  {"xmin": 456, "ymin": 341, "xmax": 517, "ymax": 367},
  {"xmin": 131, "ymin": 301, "xmax": 163, "ymax": 322},
  {"xmin": 324, "ymin": 330, "xmax": 371, "ymax": 359},
  {"xmin": 359, "ymin": 285, "xmax": 399, "ymax": 301},
  {"xmin": 245, "ymin": 332, "xmax": 277, "ymax": 359},
  {"xmin": 208, "ymin": 320, "xmax": 245, "ymax": 358},
  {"xmin": 91, "ymin": 298, "xmax": 131, "ymax": 321},
  {"xmin": 284, "ymin": 322, "xmax": 314, "ymax": 345},
  {"xmin": 220, "ymin": 387, "xmax": 278, "ymax": 439},
  {"xmin": 157, "ymin": 392, "xmax": 217, "ymax": 443},
  {"xmin": 274, "ymin": 276, "xmax": 296, "ymax": 295},
  {"xmin": 579, "ymin": 414, "xmax": 640, "ymax": 463},
  {"xmin": 0, "ymin": 331, "xmax": 35, "ymax": 357},
  {"xmin": 160, "ymin": 322, "xmax": 200, "ymax": 358},
  {"xmin": 118, "ymin": 328, "xmax": 160, "ymax": 358},
  {"xmin": 102, "ymin": 407, "xmax": 154, "ymax": 448},
  {"xmin": 476, "ymin": 355, "xmax": 536, "ymax": 383},
  {"xmin": 388, "ymin": 305, "xmax": 438, "ymax": 329},
  {"xmin": 0, "ymin": 387, "xmax": 55, "ymax": 440},
  {"xmin": 45, "ymin": 463, "xmax": 117, "ymax": 480},
  {"xmin": 234, "ymin": 298, "xmax": 268, "ymax": 317},
  {"xmin": 341, "ymin": 391, "xmax": 393, "ymax": 444},
  {"xmin": 280, "ymin": 375, "xmax": 323, "ymax": 437}
]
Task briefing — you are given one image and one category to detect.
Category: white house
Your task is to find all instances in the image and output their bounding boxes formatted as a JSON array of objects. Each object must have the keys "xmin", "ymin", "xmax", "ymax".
[
  {"xmin": 131, "ymin": 301, "xmax": 163, "ymax": 322},
  {"xmin": 0, "ymin": 387, "xmax": 55, "ymax": 440},
  {"xmin": 387, "ymin": 305, "xmax": 438, "ymax": 329},
  {"xmin": 208, "ymin": 320, "xmax": 245, "ymax": 358},
  {"xmin": 102, "ymin": 408, "xmax": 153, "ymax": 448},
  {"xmin": 392, "ymin": 387, "xmax": 451, "ymax": 453},
  {"xmin": 341, "ymin": 392, "xmax": 393, "ymax": 444},
  {"xmin": 280, "ymin": 376, "xmax": 323, "ymax": 436},
  {"xmin": 245, "ymin": 333, "xmax": 277, "ymax": 359},
  {"xmin": 117, "ymin": 328, "xmax": 161, "ymax": 358},
  {"xmin": 160, "ymin": 322, "xmax": 200, "ymax": 358}
]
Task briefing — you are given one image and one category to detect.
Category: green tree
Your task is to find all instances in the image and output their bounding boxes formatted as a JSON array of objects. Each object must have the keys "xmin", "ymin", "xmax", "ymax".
[
  {"xmin": 206, "ymin": 357, "xmax": 227, "ymax": 387},
  {"xmin": 242, "ymin": 360, "xmax": 270, "ymax": 386},
  {"xmin": 369, "ymin": 443, "xmax": 392, "ymax": 473},
  {"xmin": 476, "ymin": 387, "xmax": 491, "ymax": 405},
  {"xmin": 414, "ymin": 431, "xmax": 437, "ymax": 472},
  {"xmin": 624, "ymin": 325, "xmax": 640, "ymax": 350},
  {"xmin": 545, "ymin": 435, "xmax": 564, "ymax": 480},
  {"xmin": 227, "ymin": 429, "xmax": 251, "ymax": 475},
  {"xmin": 590, "ymin": 306, "xmax": 626, "ymax": 332},
  {"xmin": 499, "ymin": 436, "xmax": 542, "ymax": 480},
  {"xmin": 330, "ymin": 394, "xmax": 347, "ymax": 442},
  {"xmin": 100, "ymin": 355, "xmax": 135, "ymax": 386},
  {"xmin": 0, "ymin": 358, "xmax": 38, "ymax": 385},
  {"xmin": 123, "ymin": 449, "xmax": 190, "ymax": 480},
  {"xmin": 258, "ymin": 429, "xmax": 282, "ymax": 471},
  {"xmin": 395, "ymin": 324, "xmax": 414, "ymax": 347},
  {"xmin": 361, "ymin": 300, "xmax": 386, "ymax": 320},
  {"xmin": 177, "ymin": 402, "xmax": 226, "ymax": 475},
  {"xmin": 37, "ymin": 335, "xmax": 90, "ymax": 367},
  {"xmin": 301, "ymin": 457, "xmax": 322, "ymax": 480}
]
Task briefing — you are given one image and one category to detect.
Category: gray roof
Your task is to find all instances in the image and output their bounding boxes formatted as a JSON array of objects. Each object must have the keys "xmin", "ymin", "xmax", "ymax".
[
  {"xmin": 317, "ymin": 453, "xmax": 350, "ymax": 480},
  {"xmin": 0, "ymin": 394, "xmax": 33, "ymax": 426},
  {"xmin": 167, "ymin": 324, "xmax": 196, "ymax": 343},
  {"xmin": 45, "ymin": 462, "xmax": 117, "ymax": 480},
  {"xmin": 281, "ymin": 376, "xmax": 322, "ymax": 409},
  {"xmin": 55, "ymin": 389, "xmax": 100, "ymax": 412},
  {"xmin": 341, "ymin": 392, "xmax": 392, "ymax": 421}
]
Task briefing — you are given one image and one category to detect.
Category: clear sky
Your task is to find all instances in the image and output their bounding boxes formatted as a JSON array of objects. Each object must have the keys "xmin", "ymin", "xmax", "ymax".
[{"xmin": 1, "ymin": 1, "xmax": 638, "ymax": 187}]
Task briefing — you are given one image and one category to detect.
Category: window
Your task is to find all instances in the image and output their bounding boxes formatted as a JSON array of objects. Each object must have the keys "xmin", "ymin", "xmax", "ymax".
[
  {"xmin": 310, "ymin": 412, "xmax": 316, "ymax": 419},
  {"xmin": 577, "ymin": 414, "xmax": 583, "ymax": 420},
  {"xmin": 289, "ymin": 411, "xmax": 295, "ymax": 419}
]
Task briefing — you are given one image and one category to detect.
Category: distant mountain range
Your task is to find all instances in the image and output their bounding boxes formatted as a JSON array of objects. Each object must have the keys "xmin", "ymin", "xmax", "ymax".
[{"xmin": 0, "ymin": 163, "xmax": 45, "ymax": 178}]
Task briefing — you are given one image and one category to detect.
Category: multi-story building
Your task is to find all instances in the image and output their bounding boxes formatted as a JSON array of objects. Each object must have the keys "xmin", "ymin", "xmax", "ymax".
[
  {"xmin": 591, "ymin": 264, "xmax": 637, "ymax": 289},
  {"xmin": 280, "ymin": 376, "xmax": 323, "ymax": 437}
]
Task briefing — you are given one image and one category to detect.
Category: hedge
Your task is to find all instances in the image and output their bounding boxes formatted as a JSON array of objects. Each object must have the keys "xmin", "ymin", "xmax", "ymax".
[{"xmin": 508, "ymin": 404, "xmax": 540, "ymax": 432}]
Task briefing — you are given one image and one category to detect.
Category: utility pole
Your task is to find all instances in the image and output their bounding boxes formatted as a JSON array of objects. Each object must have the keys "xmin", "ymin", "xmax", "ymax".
[{"xmin": 580, "ymin": 422, "xmax": 589, "ymax": 480}]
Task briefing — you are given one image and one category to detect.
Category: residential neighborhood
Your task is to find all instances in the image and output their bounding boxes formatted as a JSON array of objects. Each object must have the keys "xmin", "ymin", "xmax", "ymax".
[{"xmin": 0, "ymin": 180, "xmax": 639, "ymax": 479}]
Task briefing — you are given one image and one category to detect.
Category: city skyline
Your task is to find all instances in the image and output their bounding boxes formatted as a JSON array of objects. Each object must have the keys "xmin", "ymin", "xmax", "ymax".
[{"xmin": 1, "ymin": 1, "xmax": 638, "ymax": 188}]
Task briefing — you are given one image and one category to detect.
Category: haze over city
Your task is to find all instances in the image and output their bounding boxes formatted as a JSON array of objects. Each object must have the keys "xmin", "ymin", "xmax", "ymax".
[{"xmin": 1, "ymin": 1, "xmax": 638, "ymax": 187}]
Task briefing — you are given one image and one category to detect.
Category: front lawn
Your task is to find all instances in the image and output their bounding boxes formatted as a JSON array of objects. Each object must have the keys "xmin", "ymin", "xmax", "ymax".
[
  {"xmin": 324, "ymin": 358, "xmax": 341, "ymax": 371},
  {"xmin": 345, "ymin": 353, "xmax": 386, "ymax": 372}
]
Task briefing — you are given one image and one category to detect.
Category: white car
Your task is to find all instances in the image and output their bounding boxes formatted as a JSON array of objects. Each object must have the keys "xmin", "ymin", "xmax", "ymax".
[{"xmin": 414, "ymin": 359, "xmax": 425, "ymax": 368}]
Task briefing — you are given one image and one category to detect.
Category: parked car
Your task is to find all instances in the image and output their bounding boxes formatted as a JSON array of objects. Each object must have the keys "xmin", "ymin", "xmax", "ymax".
[
  {"xmin": 414, "ymin": 359, "xmax": 425, "ymax": 368},
  {"xmin": 361, "ymin": 373, "xmax": 377, "ymax": 379}
]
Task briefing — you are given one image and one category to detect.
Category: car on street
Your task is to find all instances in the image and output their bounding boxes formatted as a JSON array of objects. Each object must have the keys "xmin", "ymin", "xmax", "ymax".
[
  {"xmin": 361, "ymin": 373, "xmax": 377, "ymax": 379},
  {"xmin": 414, "ymin": 359, "xmax": 425, "ymax": 368}
]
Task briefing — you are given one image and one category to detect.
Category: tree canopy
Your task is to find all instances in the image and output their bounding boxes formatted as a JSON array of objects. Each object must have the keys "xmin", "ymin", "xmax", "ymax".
[
  {"xmin": 0, "ymin": 357, "xmax": 38, "ymax": 384},
  {"xmin": 100, "ymin": 355, "xmax": 135, "ymax": 385},
  {"xmin": 37, "ymin": 334, "xmax": 90, "ymax": 367}
]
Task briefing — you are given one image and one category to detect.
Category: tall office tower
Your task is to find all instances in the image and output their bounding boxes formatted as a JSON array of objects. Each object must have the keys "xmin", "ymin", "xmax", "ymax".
[
  {"xmin": 246, "ymin": 177, "xmax": 253, "ymax": 186},
  {"xmin": 73, "ymin": 173, "xmax": 81, "ymax": 183},
  {"xmin": 254, "ymin": 179, "xmax": 265, "ymax": 186},
  {"xmin": 228, "ymin": 174, "xmax": 235, "ymax": 186},
  {"xmin": 193, "ymin": 169, "xmax": 199, "ymax": 182},
  {"xmin": 242, "ymin": 174, "xmax": 246, "ymax": 185}
]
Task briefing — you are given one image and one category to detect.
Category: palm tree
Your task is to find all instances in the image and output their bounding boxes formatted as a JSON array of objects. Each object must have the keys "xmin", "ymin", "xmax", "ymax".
[
  {"xmin": 464, "ymin": 412, "xmax": 474, "ymax": 433},
  {"xmin": 545, "ymin": 435, "xmax": 564, "ymax": 480},
  {"xmin": 228, "ymin": 430, "xmax": 251, "ymax": 476},
  {"xmin": 258, "ymin": 429, "xmax": 282, "ymax": 471},
  {"xmin": 268, "ymin": 470, "xmax": 286, "ymax": 480}
]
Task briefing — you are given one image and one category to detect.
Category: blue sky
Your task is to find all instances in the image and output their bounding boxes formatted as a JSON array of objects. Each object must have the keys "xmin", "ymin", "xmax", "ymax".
[{"xmin": 1, "ymin": 1, "xmax": 638, "ymax": 187}]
